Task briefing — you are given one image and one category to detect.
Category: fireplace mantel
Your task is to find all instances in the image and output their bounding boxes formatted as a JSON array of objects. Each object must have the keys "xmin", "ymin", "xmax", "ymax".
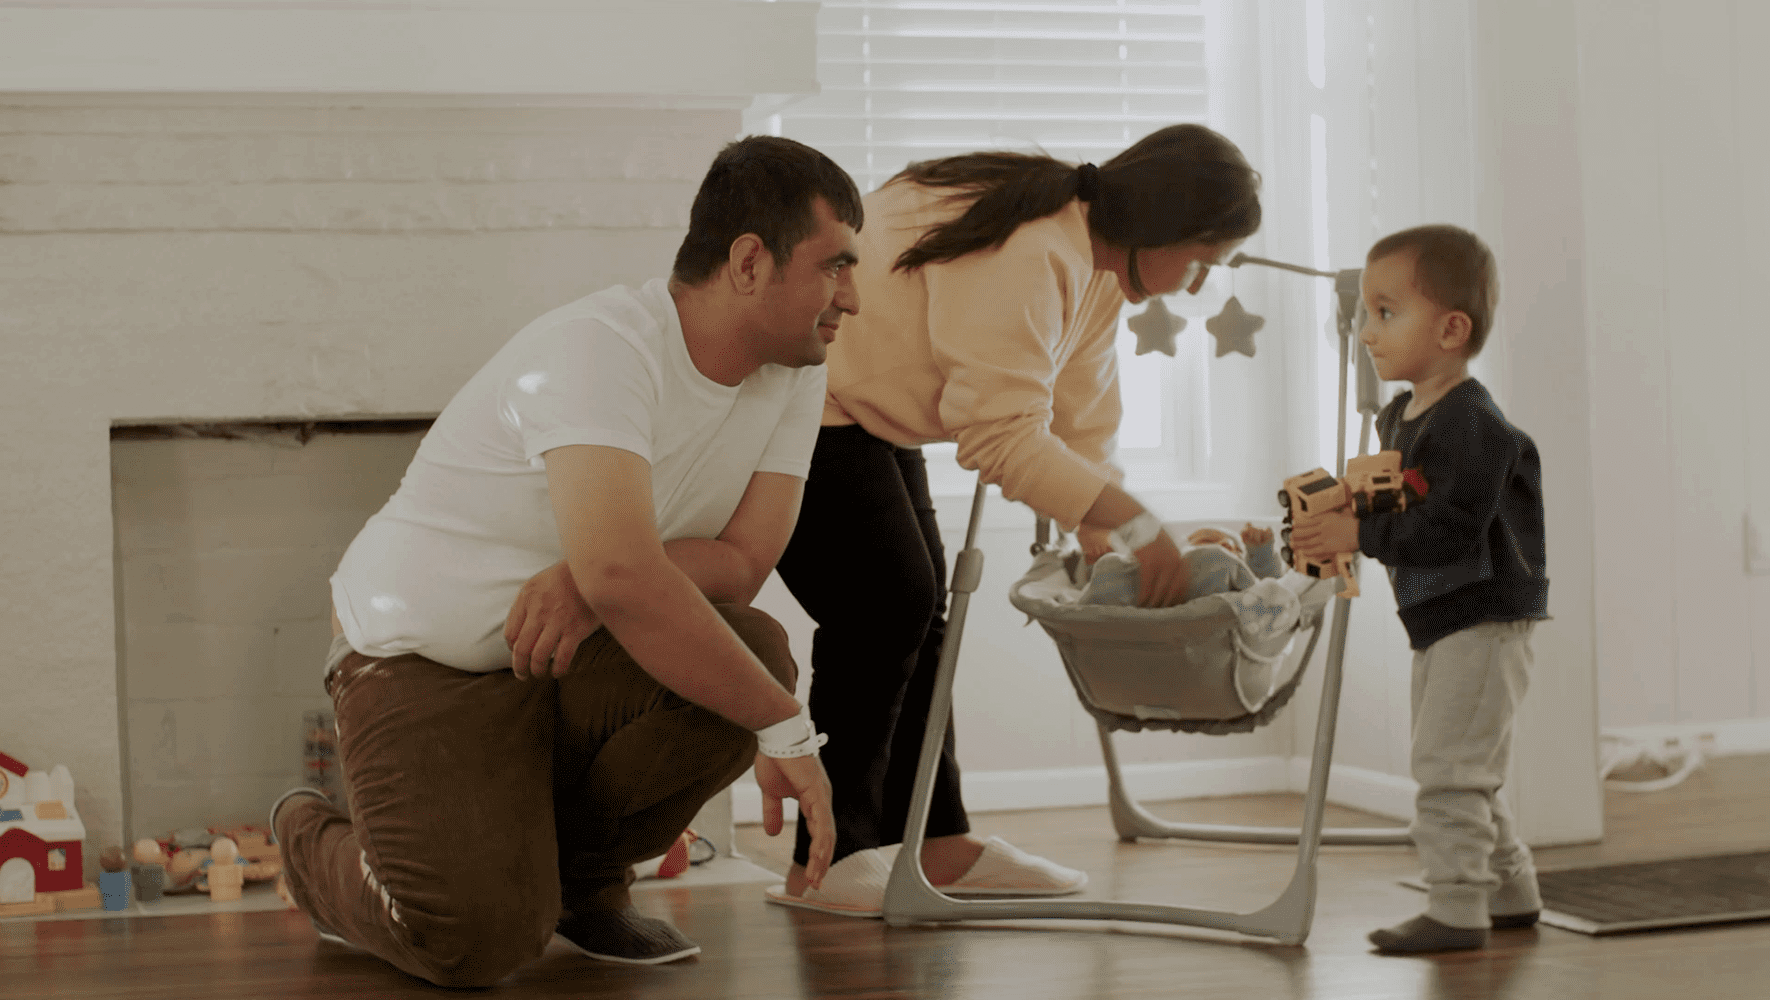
[{"xmin": 0, "ymin": 1, "xmax": 816, "ymax": 105}]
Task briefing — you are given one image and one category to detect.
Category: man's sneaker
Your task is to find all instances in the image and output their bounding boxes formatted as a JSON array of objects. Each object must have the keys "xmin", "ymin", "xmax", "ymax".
[{"xmin": 556, "ymin": 906, "xmax": 701, "ymax": 965}]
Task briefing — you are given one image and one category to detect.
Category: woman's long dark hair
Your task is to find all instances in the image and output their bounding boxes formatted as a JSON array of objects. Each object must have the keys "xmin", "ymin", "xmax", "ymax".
[{"xmin": 890, "ymin": 123, "xmax": 1262, "ymax": 297}]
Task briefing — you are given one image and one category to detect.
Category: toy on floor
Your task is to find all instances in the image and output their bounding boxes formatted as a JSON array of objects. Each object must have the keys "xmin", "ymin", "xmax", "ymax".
[
  {"xmin": 0, "ymin": 750, "xmax": 102, "ymax": 917},
  {"xmin": 132, "ymin": 838, "xmax": 167, "ymax": 902},
  {"xmin": 1278, "ymin": 451, "xmax": 1415, "ymax": 598},
  {"xmin": 206, "ymin": 837, "xmax": 245, "ymax": 902},
  {"xmin": 635, "ymin": 829, "xmax": 716, "ymax": 881},
  {"xmin": 149, "ymin": 823, "xmax": 283, "ymax": 897},
  {"xmin": 98, "ymin": 846, "xmax": 131, "ymax": 910}
]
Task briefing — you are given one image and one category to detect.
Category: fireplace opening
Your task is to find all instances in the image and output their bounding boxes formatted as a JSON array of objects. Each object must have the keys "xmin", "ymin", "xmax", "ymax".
[{"xmin": 110, "ymin": 420, "xmax": 430, "ymax": 843}]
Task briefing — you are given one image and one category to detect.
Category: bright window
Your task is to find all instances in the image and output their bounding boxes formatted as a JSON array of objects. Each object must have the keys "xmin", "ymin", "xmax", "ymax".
[{"xmin": 748, "ymin": 0, "xmax": 1216, "ymax": 495}]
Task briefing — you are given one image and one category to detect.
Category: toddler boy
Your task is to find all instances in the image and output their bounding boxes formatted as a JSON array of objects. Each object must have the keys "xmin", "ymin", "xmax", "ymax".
[{"xmin": 1291, "ymin": 224, "xmax": 1551, "ymax": 954}]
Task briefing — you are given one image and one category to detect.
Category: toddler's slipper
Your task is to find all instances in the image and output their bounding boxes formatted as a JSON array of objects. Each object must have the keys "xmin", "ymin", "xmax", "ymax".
[
  {"xmin": 764, "ymin": 847, "xmax": 894, "ymax": 918},
  {"xmin": 941, "ymin": 837, "xmax": 1088, "ymax": 897}
]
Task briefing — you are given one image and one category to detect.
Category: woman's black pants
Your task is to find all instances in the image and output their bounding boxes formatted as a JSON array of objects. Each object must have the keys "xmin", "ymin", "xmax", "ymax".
[{"xmin": 775, "ymin": 424, "xmax": 970, "ymax": 867}]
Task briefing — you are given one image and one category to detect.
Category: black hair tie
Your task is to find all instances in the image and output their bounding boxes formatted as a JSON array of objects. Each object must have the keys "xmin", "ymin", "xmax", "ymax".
[{"xmin": 1076, "ymin": 162, "xmax": 1100, "ymax": 202}]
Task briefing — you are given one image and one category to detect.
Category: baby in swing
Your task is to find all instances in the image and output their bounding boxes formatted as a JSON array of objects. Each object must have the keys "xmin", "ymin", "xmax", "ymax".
[
  {"xmin": 1076, "ymin": 521, "xmax": 1337, "ymax": 663},
  {"xmin": 1077, "ymin": 523, "xmax": 1286, "ymax": 607},
  {"xmin": 1290, "ymin": 223, "xmax": 1550, "ymax": 955}
]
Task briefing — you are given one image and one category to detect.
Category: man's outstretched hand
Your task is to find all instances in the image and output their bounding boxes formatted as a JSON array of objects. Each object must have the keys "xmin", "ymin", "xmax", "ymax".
[
  {"xmin": 505, "ymin": 559, "xmax": 602, "ymax": 680},
  {"xmin": 753, "ymin": 753, "xmax": 835, "ymax": 890}
]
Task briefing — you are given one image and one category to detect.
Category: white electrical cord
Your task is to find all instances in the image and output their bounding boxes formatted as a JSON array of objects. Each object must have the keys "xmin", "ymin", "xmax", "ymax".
[{"xmin": 1598, "ymin": 734, "xmax": 1711, "ymax": 793}]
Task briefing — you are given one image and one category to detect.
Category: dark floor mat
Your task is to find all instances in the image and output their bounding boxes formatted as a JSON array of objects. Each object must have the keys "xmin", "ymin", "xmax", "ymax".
[
  {"xmin": 1531, "ymin": 851, "xmax": 1770, "ymax": 934},
  {"xmin": 1404, "ymin": 851, "xmax": 1770, "ymax": 935}
]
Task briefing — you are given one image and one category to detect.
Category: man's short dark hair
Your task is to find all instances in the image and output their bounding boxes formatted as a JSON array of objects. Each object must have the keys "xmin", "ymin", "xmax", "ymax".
[
  {"xmin": 672, "ymin": 136, "xmax": 864, "ymax": 285},
  {"xmin": 1367, "ymin": 224, "xmax": 1499, "ymax": 358}
]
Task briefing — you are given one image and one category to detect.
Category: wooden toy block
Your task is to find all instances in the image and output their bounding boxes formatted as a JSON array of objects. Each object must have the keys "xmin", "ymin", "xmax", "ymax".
[
  {"xmin": 132, "ymin": 863, "xmax": 166, "ymax": 903},
  {"xmin": 206, "ymin": 862, "xmax": 245, "ymax": 902},
  {"xmin": 49, "ymin": 884, "xmax": 102, "ymax": 912},
  {"xmin": 233, "ymin": 833, "xmax": 280, "ymax": 862},
  {"xmin": 32, "ymin": 801, "xmax": 67, "ymax": 821},
  {"xmin": 242, "ymin": 857, "xmax": 283, "ymax": 882},
  {"xmin": 0, "ymin": 894, "xmax": 56, "ymax": 917}
]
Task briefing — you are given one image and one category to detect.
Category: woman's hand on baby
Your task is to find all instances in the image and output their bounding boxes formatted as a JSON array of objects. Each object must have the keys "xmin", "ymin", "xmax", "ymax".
[
  {"xmin": 1134, "ymin": 531, "xmax": 1192, "ymax": 608},
  {"xmin": 505, "ymin": 559, "xmax": 603, "ymax": 680},
  {"xmin": 1241, "ymin": 523, "xmax": 1274, "ymax": 548},
  {"xmin": 1077, "ymin": 524, "xmax": 1114, "ymax": 564}
]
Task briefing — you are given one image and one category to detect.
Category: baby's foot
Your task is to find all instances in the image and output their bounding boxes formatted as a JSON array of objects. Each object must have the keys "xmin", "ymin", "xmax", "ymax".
[{"xmin": 1368, "ymin": 914, "xmax": 1488, "ymax": 953}]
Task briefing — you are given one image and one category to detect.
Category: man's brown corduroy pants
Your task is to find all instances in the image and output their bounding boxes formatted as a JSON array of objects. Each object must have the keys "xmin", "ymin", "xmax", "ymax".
[{"xmin": 278, "ymin": 604, "xmax": 796, "ymax": 987}]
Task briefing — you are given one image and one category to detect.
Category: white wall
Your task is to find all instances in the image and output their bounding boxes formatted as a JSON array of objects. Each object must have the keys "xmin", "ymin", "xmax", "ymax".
[
  {"xmin": 1573, "ymin": 0, "xmax": 1770, "ymax": 742},
  {"xmin": 1468, "ymin": 0, "xmax": 1606, "ymax": 846},
  {"xmin": 0, "ymin": 99, "xmax": 740, "ymax": 869},
  {"xmin": 112, "ymin": 430, "xmax": 424, "ymax": 838}
]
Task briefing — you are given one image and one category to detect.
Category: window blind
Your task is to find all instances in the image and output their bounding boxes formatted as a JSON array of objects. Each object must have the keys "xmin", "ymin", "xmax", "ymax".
[{"xmin": 761, "ymin": 1, "xmax": 1210, "ymax": 194}]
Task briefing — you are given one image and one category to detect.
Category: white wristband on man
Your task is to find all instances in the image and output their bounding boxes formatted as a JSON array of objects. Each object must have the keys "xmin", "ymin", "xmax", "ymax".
[
  {"xmin": 1107, "ymin": 510, "xmax": 1164, "ymax": 556},
  {"xmin": 754, "ymin": 704, "xmax": 829, "ymax": 759}
]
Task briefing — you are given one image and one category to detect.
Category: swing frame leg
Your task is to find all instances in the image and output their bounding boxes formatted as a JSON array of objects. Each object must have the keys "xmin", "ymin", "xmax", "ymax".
[
  {"xmin": 881, "ymin": 264, "xmax": 1408, "ymax": 943},
  {"xmin": 1098, "ymin": 722, "xmax": 1411, "ymax": 846},
  {"xmin": 1097, "ymin": 688, "xmax": 1411, "ymax": 846},
  {"xmin": 880, "ymin": 483, "xmax": 1367, "ymax": 945}
]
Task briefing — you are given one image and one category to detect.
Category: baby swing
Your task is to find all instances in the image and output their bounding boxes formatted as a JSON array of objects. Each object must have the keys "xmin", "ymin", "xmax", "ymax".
[{"xmin": 881, "ymin": 256, "xmax": 1409, "ymax": 946}]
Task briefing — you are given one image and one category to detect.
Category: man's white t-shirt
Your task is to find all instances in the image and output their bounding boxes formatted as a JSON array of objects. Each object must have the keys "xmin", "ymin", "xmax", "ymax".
[{"xmin": 330, "ymin": 278, "xmax": 826, "ymax": 672}]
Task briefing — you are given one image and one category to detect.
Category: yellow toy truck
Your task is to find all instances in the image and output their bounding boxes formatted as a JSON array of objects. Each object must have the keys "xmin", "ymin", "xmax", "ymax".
[{"xmin": 1277, "ymin": 450, "xmax": 1413, "ymax": 598}]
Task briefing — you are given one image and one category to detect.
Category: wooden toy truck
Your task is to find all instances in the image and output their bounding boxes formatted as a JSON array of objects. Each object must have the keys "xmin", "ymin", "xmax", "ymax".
[{"xmin": 1277, "ymin": 450, "xmax": 1412, "ymax": 598}]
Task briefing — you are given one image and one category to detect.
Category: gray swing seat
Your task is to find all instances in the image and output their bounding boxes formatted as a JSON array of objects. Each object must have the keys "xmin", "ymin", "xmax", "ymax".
[
  {"xmin": 1009, "ymin": 532, "xmax": 1316, "ymax": 734},
  {"xmin": 1005, "ymin": 525, "xmax": 1409, "ymax": 848}
]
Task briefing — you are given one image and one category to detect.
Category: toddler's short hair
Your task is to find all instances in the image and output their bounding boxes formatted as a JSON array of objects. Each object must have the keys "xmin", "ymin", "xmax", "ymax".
[{"xmin": 1367, "ymin": 224, "xmax": 1499, "ymax": 358}]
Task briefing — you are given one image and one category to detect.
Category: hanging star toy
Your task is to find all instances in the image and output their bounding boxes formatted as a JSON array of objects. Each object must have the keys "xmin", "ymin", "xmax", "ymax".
[
  {"xmin": 1205, "ymin": 295, "xmax": 1265, "ymax": 358},
  {"xmin": 1127, "ymin": 296, "xmax": 1186, "ymax": 357}
]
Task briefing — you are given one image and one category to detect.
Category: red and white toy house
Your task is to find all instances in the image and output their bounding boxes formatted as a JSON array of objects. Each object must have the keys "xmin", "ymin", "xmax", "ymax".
[{"xmin": 0, "ymin": 750, "xmax": 86, "ymax": 898}]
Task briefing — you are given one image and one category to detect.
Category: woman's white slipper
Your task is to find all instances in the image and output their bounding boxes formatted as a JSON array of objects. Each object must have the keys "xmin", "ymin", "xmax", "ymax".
[
  {"xmin": 764, "ymin": 847, "xmax": 894, "ymax": 919},
  {"xmin": 941, "ymin": 837, "xmax": 1088, "ymax": 897}
]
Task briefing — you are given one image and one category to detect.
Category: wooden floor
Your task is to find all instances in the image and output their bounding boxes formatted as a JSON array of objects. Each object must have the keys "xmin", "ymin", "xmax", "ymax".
[{"xmin": 5, "ymin": 755, "xmax": 1769, "ymax": 999}]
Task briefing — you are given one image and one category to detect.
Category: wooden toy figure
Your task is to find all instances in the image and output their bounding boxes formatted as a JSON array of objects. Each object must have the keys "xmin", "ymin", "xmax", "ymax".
[
  {"xmin": 1279, "ymin": 450, "xmax": 1414, "ymax": 598},
  {"xmin": 205, "ymin": 836, "xmax": 244, "ymax": 902},
  {"xmin": 131, "ymin": 838, "xmax": 167, "ymax": 903},
  {"xmin": 98, "ymin": 846, "xmax": 131, "ymax": 911}
]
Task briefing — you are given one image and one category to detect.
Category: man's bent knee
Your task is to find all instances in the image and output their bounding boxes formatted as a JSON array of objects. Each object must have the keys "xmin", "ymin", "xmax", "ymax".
[{"xmin": 713, "ymin": 604, "xmax": 798, "ymax": 691}]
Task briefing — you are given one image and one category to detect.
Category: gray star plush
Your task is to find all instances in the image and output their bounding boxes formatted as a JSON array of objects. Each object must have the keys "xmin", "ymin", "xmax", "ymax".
[
  {"xmin": 1127, "ymin": 296, "xmax": 1186, "ymax": 357},
  {"xmin": 1205, "ymin": 295, "xmax": 1265, "ymax": 358}
]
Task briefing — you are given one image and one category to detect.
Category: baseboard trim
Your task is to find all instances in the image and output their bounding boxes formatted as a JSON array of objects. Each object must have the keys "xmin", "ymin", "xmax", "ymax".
[
  {"xmin": 960, "ymin": 756, "xmax": 1294, "ymax": 814},
  {"xmin": 1285, "ymin": 757, "xmax": 1415, "ymax": 822},
  {"xmin": 732, "ymin": 754, "xmax": 1417, "ymax": 826},
  {"xmin": 1602, "ymin": 717, "xmax": 1770, "ymax": 757}
]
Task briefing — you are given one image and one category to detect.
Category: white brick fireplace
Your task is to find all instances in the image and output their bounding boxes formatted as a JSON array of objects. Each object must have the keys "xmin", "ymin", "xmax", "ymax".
[{"xmin": 0, "ymin": 0, "xmax": 817, "ymax": 875}]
